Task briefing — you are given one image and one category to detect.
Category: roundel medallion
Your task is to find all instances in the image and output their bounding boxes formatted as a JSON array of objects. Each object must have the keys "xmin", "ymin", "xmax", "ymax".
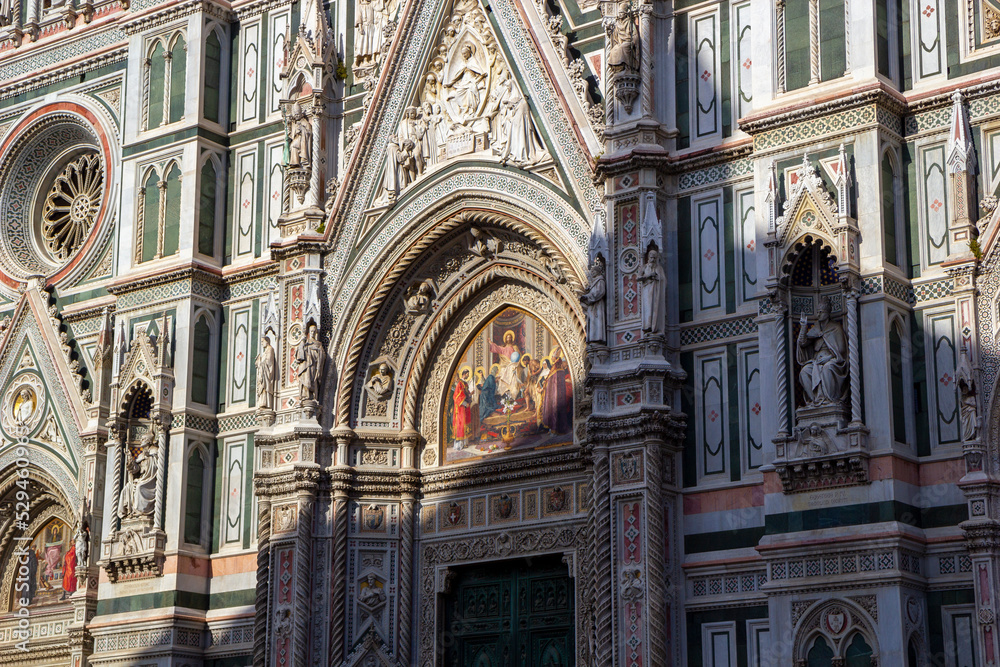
[{"xmin": 2, "ymin": 373, "xmax": 46, "ymax": 437}]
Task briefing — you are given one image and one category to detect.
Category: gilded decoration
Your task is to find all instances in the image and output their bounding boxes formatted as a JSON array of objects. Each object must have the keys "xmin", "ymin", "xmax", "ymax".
[
  {"xmin": 443, "ymin": 307, "xmax": 574, "ymax": 461},
  {"xmin": 2, "ymin": 372, "xmax": 45, "ymax": 436}
]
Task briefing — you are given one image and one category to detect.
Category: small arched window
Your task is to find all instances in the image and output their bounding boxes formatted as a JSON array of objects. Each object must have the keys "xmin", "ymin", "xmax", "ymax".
[
  {"xmin": 169, "ymin": 34, "xmax": 187, "ymax": 124},
  {"xmin": 889, "ymin": 322, "xmax": 908, "ymax": 444},
  {"xmin": 146, "ymin": 41, "xmax": 167, "ymax": 131},
  {"xmin": 184, "ymin": 445, "xmax": 209, "ymax": 546},
  {"xmin": 191, "ymin": 315, "xmax": 212, "ymax": 405},
  {"xmin": 882, "ymin": 154, "xmax": 899, "ymax": 266},
  {"xmin": 140, "ymin": 169, "xmax": 160, "ymax": 263},
  {"xmin": 163, "ymin": 163, "xmax": 181, "ymax": 258},
  {"xmin": 204, "ymin": 31, "xmax": 223, "ymax": 124},
  {"xmin": 844, "ymin": 633, "xmax": 874, "ymax": 667},
  {"xmin": 806, "ymin": 636, "xmax": 834, "ymax": 667},
  {"xmin": 199, "ymin": 158, "xmax": 220, "ymax": 257}
]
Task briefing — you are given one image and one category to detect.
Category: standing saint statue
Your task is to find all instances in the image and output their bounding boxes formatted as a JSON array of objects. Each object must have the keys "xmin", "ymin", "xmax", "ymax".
[
  {"xmin": 958, "ymin": 349, "xmax": 979, "ymax": 442},
  {"xmin": 580, "ymin": 254, "xmax": 607, "ymax": 343},
  {"xmin": 287, "ymin": 105, "xmax": 312, "ymax": 168},
  {"xmin": 638, "ymin": 244, "xmax": 665, "ymax": 333},
  {"xmin": 796, "ymin": 298, "xmax": 848, "ymax": 407},
  {"xmin": 296, "ymin": 321, "xmax": 325, "ymax": 404},
  {"xmin": 256, "ymin": 336, "xmax": 276, "ymax": 410}
]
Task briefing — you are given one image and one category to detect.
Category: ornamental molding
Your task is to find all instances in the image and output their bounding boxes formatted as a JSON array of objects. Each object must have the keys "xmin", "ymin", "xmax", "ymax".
[
  {"xmin": 738, "ymin": 86, "xmax": 904, "ymax": 137},
  {"xmin": 232, "ymin": 0, "xmax": 289, "ymax": 20},
  {"xmin": 0, "ymin": 46, "xmax": 129, "ymax": 103},
  {"xmin": 420, "ymin": 449, "xmax": 585, "ymax": 494},
  {"xmin": 107, "ymin": 265, "xmax": 224, "ymax": 297},
  {"xmin": 118, "ymin": 0, "xmax": 233, "ymax": 34},
  {"xmin": 418, "ymin": 524, "xmax": 587, "ymax": 667},
  {"xmin": 332, "ymin": 204, "xmax": 586, "ymax": 427}
]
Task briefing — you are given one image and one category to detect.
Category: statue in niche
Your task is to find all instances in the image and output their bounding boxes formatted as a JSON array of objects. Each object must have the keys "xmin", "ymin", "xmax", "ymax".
[
  {"xmin": 638, "ymin": 244, "xmax": 665, "ymax": 334},
  {"xmin": 796, "ymin": 298, "xmax": 847, "ymax": 408},
  {"xmin": 286, "ymin": 104, "xmax": 311, "ymax": 168},
  {"xmin": 74, "ymin": 522, "xmax": 90, "ymax": 568},
  {"xmin": 358, "ymin": 573, "xmax": 386, "ymax": 607},
  {"xmin": 256, "ymin": 336, "xmax": 276, "ymax": 411},
  {"xmin": 118, "ymin": 430, "xmax": 158, "ymax": 519},
  {"xmin": 580, "ymin": 254, "xmax": 607, "ymax": 343},
  {"xmin": 366, "ymin": 363, "xmax": 395, "ymax": 402},
  {"xmin": 604, "ymin": 0, "xmax": 638, "ymax": 74},
  {"xmin": 296, "ymin": 321, "xmax": 325, "ymax": 404},
  {"xmin": 958, "ymin": 349, "xmax": 979, "ymax": 442}
]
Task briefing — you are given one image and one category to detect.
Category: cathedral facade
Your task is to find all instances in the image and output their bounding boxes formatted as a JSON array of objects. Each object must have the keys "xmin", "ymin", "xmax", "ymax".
[{"xmin": 0, "ymin": 0, "xmax": 998, "ymax": 664}]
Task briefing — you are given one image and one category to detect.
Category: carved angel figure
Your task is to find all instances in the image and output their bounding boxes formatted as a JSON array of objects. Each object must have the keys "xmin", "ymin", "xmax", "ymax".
[{"xmin": 118, "ymin": 431, "xmax": 158, "ymax": 519}]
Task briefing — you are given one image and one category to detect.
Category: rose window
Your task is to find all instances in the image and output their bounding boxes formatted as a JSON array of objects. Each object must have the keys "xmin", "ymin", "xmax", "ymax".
[{"xmin": 41, "ymin": 152, "xmax": 103, "ymax": 262}]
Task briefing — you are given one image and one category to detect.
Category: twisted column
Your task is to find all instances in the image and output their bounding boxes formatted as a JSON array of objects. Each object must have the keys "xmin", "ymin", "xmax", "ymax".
[
  {"xmin": 846, "ymin": 289, "xmax": 862, "ymax": 424},
  {"xmin": 155, "ymin": 181, "xmax": 167, "ymax": 259},
  {"xmin": 330, "ymin": 493, "xmax": 349, "ymax": 665},
  {"xmin": 310, "ymin": 102, "xmax": 322, "ymax": 210},
  {"xmin": 639, "ymin": 3, "xmax": 653, "ymax": 119},
  {"xmin": 294, "ymin": 492, "xmax": 313, "ymax": 667},
  {"xmin": 398, "ymin": 496, "xmax": 415, "ymax": 664},
  {"xmin": 591, "ymin": 444, "xmax": 613, "ymax": 665},
  {"xmin": 808, "ymin": 0, "xmax": 820, "ymax": 84},
  {"xmin": 643, "ymin": 440, "xmax": 668, "ymax": 665},
  {"xmin": 154, "ymin": 419, "xmax": 167, "ymax": 530},
  {"xmin": 776, "ymin": 0, "xmax": 786, "ymax": 93},
  {"xmin": 775, "ymin": 310, "xmax": 789, "ymax": 436},
  {"xmin": 108, "ymin": 431, "xmax": 122, "ymax": 531},
  {"xmin": 253, "ymin": 497, "xmax": 272, "ymax": 667}
]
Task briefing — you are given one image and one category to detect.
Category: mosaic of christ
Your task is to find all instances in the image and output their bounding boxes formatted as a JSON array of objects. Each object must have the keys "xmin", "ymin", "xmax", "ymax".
[{"xmin": 443, "ymin": 307, "xmax": 573, "ymax": 462}]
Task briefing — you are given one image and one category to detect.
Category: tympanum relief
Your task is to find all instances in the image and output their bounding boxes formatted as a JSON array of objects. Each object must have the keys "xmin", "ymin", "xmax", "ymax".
[{"xmin": 377, "ymin": 0, "xmax": 548, "ymax": 204}]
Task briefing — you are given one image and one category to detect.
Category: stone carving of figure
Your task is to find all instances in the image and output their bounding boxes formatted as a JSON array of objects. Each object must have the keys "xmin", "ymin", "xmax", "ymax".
[
  {"xmin": 405, "ymin": 280, "xmax": 434, "ymax": 315},
  {"xmin": 421, "ymin": 102, "xmax": 442, "ymax": 164},
  {"xmin": 13, "ymin": 387, "xmax": 36, "ymax": 427},
  {"xmin": 358, "ymin": 574, "xmax": 386, "ymax": 606},
  {"xmin": 444, "ymin": 43, "xmax": 488, "ymax": 123},
  {"xmin": 498, "ymin": 89, "xmax": 544, "ymax": 166},
  {"xmin": 296, "ymin": 322, "xmax": 325, "ymax": 404},
  {"xmin": 366, "ymin": 363, "xmax": 394, "ymax": 402},
  {"xmin": 793, "ymin": 423, "xmax": 839, "ymax": 458},
  {"xmin": 958, "ymin": 350, "xmax": 979, "ymax": 442},
  {"xmin": 399, "ymin": 106, "xmax": 431, "ymax": 168},
  {"xmin": 256, "ymin": 336, "xmax": 276, "ymax": 411},
  {"xmin": 604, "ymin": 0, "xmax": 638, "ymax": 73},
  {"xmin": 354, "ymin": 0, "xmax": 386, "ymax": 69},
  {"xmin": 287, "ymin": 104, "xmax": 311, "ymax": 168},
  {"xmin": 382, "ymin": 135, "xmax": 422, "ymax": 201},
  {"xmin": 118, "ymin": 430, "xmax": 158, "ymax": 519},
  {"xmin": 74, "ymin": 523, "xmax": 89, "ymax": 568},
  {"xmin": 580, "ymin": 254, "xmax": 607, "ymax": 343},
  {"xmin": 638, "ymin": 244, "xmax": 665, "ymax": 334},
  {"xmin": 796, "ymin": 298, "xmax": 848, "ymax": 407}
]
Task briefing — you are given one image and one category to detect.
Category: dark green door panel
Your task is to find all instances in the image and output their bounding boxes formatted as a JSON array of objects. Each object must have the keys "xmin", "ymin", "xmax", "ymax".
[{"xmin": 443, "ymin": 556, "xmax": 574, "ymax": 667}]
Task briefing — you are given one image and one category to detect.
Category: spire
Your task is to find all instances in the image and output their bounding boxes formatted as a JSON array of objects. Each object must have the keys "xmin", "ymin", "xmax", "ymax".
[
  {"xmin": 766, "ymin": 161, "xmax": 779, "ymax": 235},
  {"xmin": 589, "ymin": 209, "xmax": 608, "ymax": 263},
  {"xmin": 640, "ymin": 191, "xmax": 661, "ymax": 251},
  {"xmin": 835, "ymin": 143, "xmax": 850, "ymax": 218},
  {"xmin": 947, "ymin": 90, "xmax": 976, "ymax": 174}
]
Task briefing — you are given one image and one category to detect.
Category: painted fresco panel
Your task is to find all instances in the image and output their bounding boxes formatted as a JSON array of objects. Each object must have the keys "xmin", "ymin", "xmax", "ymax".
[
  {"xmin": 13, "ymin": 518, "xmax": 75, "ymax": 608},
  {"xmin": 443, "ymin": 307, "xmax": 572, "ymax": 462}
]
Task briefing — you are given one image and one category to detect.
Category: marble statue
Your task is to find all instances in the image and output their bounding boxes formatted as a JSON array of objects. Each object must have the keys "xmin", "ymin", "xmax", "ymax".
[
  {"xmin": 118, "ymin": 430, "xmax": 157, "ymax": 519},
  {"xmin": 604, "ymin": 0, "xmax": 638, "ymax": 73},
  {"xmin": 296, "ymin": 321, "xmax": 325, "ymax": 403},
  {"xmin": 255, "ymin": 336, "xmax": 276, "ymax": 410},
  {"xmin": 366, "ymin": 363, "xmax": 394, "ymax": 402},
  {"xmin": 958, "ymin": 349, "xmax": 979, "ymax": 442},
  {"xmin": 358, "ymin": 573, "xmax": 386, "ymax": 606},
  {"xmin": 638, "ymin": 244, "xmax": 665, "ymax": 334},
  {"xmin": 796, "ymin": 298, "xmax": 848, "ymax": 407},
  {"xmin": 792, "ymin": 423, "xmax": 839, "ymax": 458},
  {"xmin": 405, "ymin": 280, "xmax": 434, "ymax": 315},
  {"xmin": 580, "ymin": 254, "xmax": 607, "ymax": 343},
  {"xmin": 287, "ymin": 104, "xmax": 311, "ymax": 168},
  {"xmin": 497, "ymin": 89, "xmax": 544, "ymax": 166},
  {"xmin": 75, "ymin": 523, "xmax": 89, "ymax": 567}
]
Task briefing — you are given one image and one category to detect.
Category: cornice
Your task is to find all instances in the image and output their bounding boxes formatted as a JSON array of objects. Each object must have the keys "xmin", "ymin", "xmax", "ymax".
[
  {"xmin": 587, "ymin": 409, "xmax": 686, "ymax": 446},
  {"xmin": 0, "ymin": 44, "xmax": 127, "ymax": 102},
  {"xmin": 118, "ymin": 0, "xmax": 233, "ymax": 34},
  {"xmin": 739, "ymin": 86, "xmax": 906, "ymax": 137},
  {"xmin": 421, "ymin": 449, "xmax": 586, "ymax": 494},
  {"xmin": 107, "ymin": 264, "xmax": 224, "ymax": 296},
  {"xmin": 232, "ymin": 0, "xmax": 289, "ymax": 20}
]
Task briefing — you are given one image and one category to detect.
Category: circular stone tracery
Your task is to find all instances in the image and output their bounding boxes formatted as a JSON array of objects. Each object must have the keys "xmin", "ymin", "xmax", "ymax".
[
  {"xmin": 41, "ymin": 151, "xmax": 103, "ymax": 262},
  {"xmin": 0, "ymin": 105, "xmax": 112, "ymax": 286}
]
